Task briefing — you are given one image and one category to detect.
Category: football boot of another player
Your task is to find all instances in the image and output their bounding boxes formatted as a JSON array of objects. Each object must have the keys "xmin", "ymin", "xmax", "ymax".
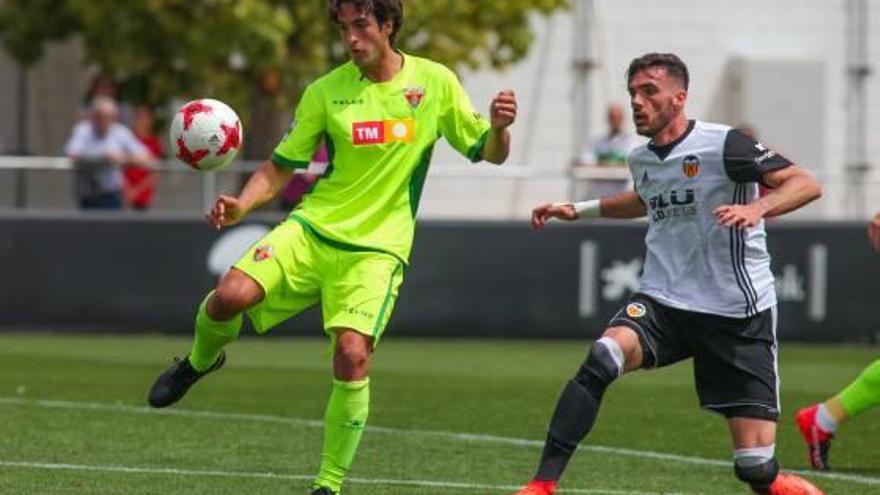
[
  {"xmin": 766, "ymin": 473, "xmax": 825, "ymax": 495},
  {"xmin": 310, "ymin": 487, "xmax": 338, "ymax": 495},
  {"xmin": 795, "ymin": 405, "xmax": 834, "ymax": 470},
  {"xmin": 148, "ymin": 352, "xmax": 225, "ymax": 408},
  {"xmin": 511, "ymin": 480, "xmax": 556, "ymax": 495}
]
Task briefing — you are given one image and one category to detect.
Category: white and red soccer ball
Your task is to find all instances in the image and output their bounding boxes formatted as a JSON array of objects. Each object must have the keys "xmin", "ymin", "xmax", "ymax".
[{"xmin": 170, "ymin": 99, "xmax": 242, "ymax": 171}]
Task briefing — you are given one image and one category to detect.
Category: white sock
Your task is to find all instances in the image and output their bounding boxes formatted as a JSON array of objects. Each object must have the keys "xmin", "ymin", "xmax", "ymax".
[
  {"xmin": 733, "ymin": 444, "xmax": 775, "ymax": 465},
  {"xmin": 815, "ymin": 404, "xmax": 838, "ymax": 433}
]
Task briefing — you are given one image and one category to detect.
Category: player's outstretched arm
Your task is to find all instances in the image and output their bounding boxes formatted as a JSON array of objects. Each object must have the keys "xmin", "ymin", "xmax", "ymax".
[
  {"xmin": 531, "ymin": 191, "xmax": 647, "ymax": 230},
  {"xmin": 482, "ymin": 89, "xmax": 517, "ymax": 164},
  {"xmin": 205, "ymin": 160, "xmax": 294, "ymax": 230},
  {"xmin": 714, "ymin": 165, "xmax": 821, "ymax": 228}
]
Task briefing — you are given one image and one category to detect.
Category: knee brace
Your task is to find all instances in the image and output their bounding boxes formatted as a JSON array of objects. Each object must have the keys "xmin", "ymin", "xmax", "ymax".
[
  {"xmin": 572, "ymin": 337, "xmax": 624, "ymax": 395},
  {"xmin": 734, "ymin": 457, "xmax": 779, "ymax": 494}
]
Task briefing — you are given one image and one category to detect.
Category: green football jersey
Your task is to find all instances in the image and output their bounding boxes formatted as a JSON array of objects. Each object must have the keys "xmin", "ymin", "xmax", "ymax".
[{"xmin": 271, "ymin": 53, "xmax": 492, "ymax": 264}]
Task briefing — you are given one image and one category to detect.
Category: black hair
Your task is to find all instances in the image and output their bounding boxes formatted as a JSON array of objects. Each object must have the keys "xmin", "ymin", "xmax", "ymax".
[
  {"xmin": 329, "ymin": 0, "xmax": 404, "ymax": 44},
  {"xmin": 627, "ymin": 52, "xmax": 689, "ymax": 90}
]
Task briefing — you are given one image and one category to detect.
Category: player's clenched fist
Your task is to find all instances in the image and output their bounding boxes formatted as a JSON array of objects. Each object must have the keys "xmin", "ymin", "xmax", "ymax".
[
  {"xmin": 490, "ymin": 89, "xmax": 517, "ymax": 130},
  {"xmin": 206, "ymin": 194, "xmax": 245, "ymax": 230},
  {"xmin": 531, "ymin": 202, "xmax": 578, "ymax": 231}
]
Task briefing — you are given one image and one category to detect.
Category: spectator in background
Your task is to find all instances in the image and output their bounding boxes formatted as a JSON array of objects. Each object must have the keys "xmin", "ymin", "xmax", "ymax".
[
  {"xmin": 124, "ymin": 104, "xmax": 163, "ymax": 211},
  {"xmin": 65, "ymin": 97, "xmax": 153, "ymax": 209},
  {"xmin": 578, "ymin": 103, "xmax": 640, "ymax": 198},
  {"xmin": 280, "ymin": 143, "xmax": 329, "ymax": 210}
]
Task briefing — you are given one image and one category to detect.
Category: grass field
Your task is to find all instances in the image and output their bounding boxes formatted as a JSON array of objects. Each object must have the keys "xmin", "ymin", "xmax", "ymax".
[{"xmin": 0, "ymin": 334, "xmax": 877, "ymax": 495}]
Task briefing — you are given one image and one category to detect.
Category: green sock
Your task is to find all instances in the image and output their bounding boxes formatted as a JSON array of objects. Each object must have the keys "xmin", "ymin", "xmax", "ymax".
[
  {"xmin": 838, "ymin": 359, "xmax": 880, "ymax": 418},
  {"xmin": 189, "ymin": 292, "xmax": 241, "ymax": 372},
  {"xmin": 314, "ymin": 378, "xmax": 370, "ymax": 493}
]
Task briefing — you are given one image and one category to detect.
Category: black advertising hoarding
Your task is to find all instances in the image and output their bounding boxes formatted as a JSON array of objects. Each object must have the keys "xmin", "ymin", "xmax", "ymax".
[{"xmin": 0, "ymin": 214, "xmax": 877, "ymax": 342}]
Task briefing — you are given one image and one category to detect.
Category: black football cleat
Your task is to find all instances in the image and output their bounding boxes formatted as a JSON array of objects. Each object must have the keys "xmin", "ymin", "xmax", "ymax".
[
  {"xmin": 148, "ymin": 352, "xmax": 225, "ymax": 408},
  {"xmin": 310, "ymin": 487, "xmax": 338, "ymax": 495}
]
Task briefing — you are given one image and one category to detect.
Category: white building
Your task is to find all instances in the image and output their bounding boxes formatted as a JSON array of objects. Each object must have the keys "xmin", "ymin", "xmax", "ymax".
[{"xmin": 424, "ymin": 0, "xmax": 880, "ymax": 220}]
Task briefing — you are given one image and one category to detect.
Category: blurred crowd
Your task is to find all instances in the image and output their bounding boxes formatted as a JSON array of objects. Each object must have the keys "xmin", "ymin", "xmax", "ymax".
[{"xmin": 65, "ymin": 75, "xmax": 161, "ymax": 210}]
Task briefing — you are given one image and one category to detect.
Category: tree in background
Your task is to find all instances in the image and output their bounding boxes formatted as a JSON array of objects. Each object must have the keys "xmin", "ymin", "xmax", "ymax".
[{"xmin": 0, "ymin": 0, "xmax": 567, "ymax": 158}]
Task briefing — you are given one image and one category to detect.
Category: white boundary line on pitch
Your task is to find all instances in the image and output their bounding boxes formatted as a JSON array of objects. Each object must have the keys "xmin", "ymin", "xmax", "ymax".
[
  {"xmin": 2, "ymin": 396, "xmax": 878, "ymax": 488},
  {"xmin": 0, "ymin": 460, "xmax": 697, "ymax": 495}
]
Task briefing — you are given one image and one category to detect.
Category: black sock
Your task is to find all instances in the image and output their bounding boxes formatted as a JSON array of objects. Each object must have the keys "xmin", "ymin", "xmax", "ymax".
[{"xmin": 534, "ymin": 341, "xmax": 620, "ymax": 481}]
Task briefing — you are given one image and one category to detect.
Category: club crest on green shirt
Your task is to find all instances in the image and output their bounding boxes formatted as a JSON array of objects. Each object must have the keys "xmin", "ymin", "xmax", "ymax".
[
  {"xmin": 253, "ymin": 244, "xmax": 273, "ymax": 262},
  {"xmin": 404, "ymin": 85, "xmax": 425, "ymax": 109}
]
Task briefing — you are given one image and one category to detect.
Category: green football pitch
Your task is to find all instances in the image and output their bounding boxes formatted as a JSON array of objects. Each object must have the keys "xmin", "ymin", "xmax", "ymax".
[{"xmin": 0, "ymin": 334, "xmax": 877, "ymax": 495}]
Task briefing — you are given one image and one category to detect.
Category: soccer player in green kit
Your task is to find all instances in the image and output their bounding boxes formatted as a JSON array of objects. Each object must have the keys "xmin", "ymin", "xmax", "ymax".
[{"xmin": 147, "ymin": 1, "xmax": 517, "ymax": 494}]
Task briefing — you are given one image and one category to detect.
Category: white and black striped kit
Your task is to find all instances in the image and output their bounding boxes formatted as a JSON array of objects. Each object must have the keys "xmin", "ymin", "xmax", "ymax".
[{"xmin": 628, "ymin": 120, "xmax": 792, "ymax": 319}]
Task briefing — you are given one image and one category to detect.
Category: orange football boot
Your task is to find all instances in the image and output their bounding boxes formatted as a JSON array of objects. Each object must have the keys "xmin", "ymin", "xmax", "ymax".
[
  {"xmin": 767, "ymin": 473, "xmax": 825, "ymax": 495},
  {"xmin": 511, "ymin": 480, "xmax": 556, "ymax": 495}
]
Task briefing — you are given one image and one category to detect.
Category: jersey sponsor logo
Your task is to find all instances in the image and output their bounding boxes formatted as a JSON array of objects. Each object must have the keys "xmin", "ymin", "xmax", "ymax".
[
  {"xmin": 404, "ymin": 85, "xmax": 425, "ymax": 109},
  {"xmin": 648, "ymin": 188, "xmax": 697, "ymax": 222},
  {"xmin": 352, "ymin": 118, "xmax": 415, "ymax": 145},
  {"xmin": 626, "ymin": 302, "xmax": 647, "ymax": 318},
  {"xmin": 648, "ymin": 189, "xmax": 695, "ymax": 209},
  {"xmin": 682, "ymin": 154, "xmax": 701, "ymax": 178},
  {"xmin": 253, "ymin": 244, "xmax": 273, "ymax": 262}
]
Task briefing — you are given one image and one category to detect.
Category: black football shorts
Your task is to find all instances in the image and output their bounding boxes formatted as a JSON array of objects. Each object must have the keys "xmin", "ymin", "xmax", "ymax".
[{"xmin": 609, "ymin": 293, "xmax": 780, "ymax": 421}]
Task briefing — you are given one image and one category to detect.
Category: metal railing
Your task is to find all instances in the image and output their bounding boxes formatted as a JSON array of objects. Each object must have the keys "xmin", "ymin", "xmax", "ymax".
[{"xmin": 1, "ymin": 155, "xmax": 877, "ymax": 219}]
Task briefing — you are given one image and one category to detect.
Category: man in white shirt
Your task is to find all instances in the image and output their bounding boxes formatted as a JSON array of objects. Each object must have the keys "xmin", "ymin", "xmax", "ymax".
[{"xmin": 65, "ymin": 97, "xmax": 153, "ymax": 209}]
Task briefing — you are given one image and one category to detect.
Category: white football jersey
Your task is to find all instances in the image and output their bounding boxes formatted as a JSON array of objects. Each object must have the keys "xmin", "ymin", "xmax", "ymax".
[{"xmin": 629, "ymin": 120, "xmax": 792, "ymax": 318}]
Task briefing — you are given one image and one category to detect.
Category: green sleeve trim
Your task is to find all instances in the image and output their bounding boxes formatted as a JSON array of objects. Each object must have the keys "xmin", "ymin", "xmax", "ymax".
[
  {"xmin": 271, "ymin": 152, "xmax": 310, "ymax": 169},
  {"xmin": 466, "ymin": 129, "xmax": 490, "ymax": 163}
]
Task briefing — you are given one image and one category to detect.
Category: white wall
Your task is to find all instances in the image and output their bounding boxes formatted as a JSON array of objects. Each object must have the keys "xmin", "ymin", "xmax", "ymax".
[{"xmin": 423, "ymin": 0, "xmax": 880, "ymax": 220}]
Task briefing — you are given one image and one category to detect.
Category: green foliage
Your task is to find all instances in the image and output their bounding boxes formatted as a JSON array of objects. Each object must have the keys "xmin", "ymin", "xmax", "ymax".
[
  {"xmin": 0, "ymin": 0, "xmax": 568, "ymax": 112},
  {"xmin": 0, "ymin": 0, "xmax": 80, "ymax": 65}
]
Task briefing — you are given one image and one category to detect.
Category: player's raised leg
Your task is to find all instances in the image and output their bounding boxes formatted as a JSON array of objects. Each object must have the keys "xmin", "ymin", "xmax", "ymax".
[
  {"xmin": 796, "ymin": 359, "xmax": 880, "ymax": 470},
  {"xmin": 312, "ymin": 330, "xmax": 372, "ymax": 495},
  {"xmin": 148, "ymin": 268, "xmax": 263, "ymax": 407},
  {"xmin": 512, "ymin": 327, "xmax": 642, "ymax": 495}
]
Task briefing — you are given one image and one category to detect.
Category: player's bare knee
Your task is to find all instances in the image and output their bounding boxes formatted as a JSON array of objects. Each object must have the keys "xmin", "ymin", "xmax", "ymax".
[
  {"xmin": 601, "ymin": 326, "xmax": 644, "ymax": 371},
  {"xmin": 334, "ymin": 332, "xmax": 372, "ymax": 372},
  {"xmin": 210, "ymin": 273, "xmax": 263, "ymax": 319}
]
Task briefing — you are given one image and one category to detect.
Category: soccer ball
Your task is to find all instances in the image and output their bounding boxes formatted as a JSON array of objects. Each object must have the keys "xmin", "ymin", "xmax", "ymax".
[{"xmin": 170, "ymin": 99, "xmax": 243, "ymax": 171}]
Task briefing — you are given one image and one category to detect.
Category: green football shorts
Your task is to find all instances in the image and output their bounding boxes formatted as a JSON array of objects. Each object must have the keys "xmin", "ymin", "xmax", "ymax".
[{"xmin": 233, "ymin": 217, "xmax": 404, "ymax": 343}]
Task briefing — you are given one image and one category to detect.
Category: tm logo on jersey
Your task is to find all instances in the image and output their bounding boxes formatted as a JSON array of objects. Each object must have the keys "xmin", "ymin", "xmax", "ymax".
[
  {"xmin": 648, "ymin": 189, "xmax": 697, "ymax": 221},
  {"xmin": 352, "ymin": 118, "xmax": 415, "ymax": 146}
]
